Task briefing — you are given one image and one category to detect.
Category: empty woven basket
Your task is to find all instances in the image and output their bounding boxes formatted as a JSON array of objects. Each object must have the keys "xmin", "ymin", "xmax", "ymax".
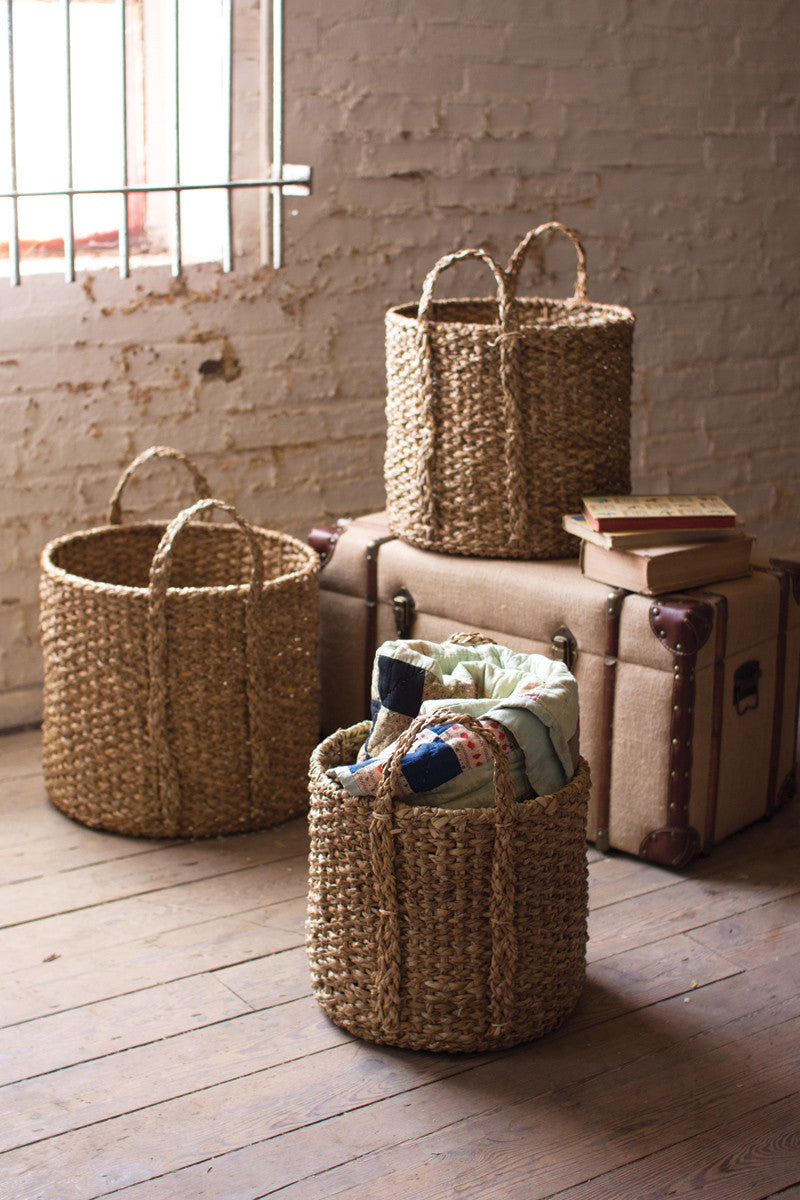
[
  {"xmin": 307, "ymin": 711, "xmax": 590, "ymax": 1053},
  {"xmin": 384, "ymin": 222, "xmax": 634, "ymax": 560},
  {"xmin": 39, "ymin": 446, "xmax": 320, "ymax": 838}
]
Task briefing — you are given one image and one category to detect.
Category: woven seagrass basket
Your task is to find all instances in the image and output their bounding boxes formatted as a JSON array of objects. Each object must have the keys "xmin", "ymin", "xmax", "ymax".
[
  {"xmin": 307, "ymin": 710, "xmax": 590, "ymax": 1053},
  {"xmin": 39, "ymin": 446, "xmax": 320, "ymax": 838},
  {"xmin": 384, "ymin": 222, "xmax": 634, "ymax": 560}
]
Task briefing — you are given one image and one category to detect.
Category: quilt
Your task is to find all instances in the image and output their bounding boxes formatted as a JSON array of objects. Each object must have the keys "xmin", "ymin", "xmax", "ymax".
[{"xmin": 327, "ymin": 637, "xmax": 580, "ymax": 809}]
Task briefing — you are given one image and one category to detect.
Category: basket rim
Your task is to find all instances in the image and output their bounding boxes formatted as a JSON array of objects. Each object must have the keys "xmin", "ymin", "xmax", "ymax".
[
  {"xmin": 40, "ymin": 518, "xmax": 320, "ymax": 598},
  {"xmin": 386, "ymin": 295, "xmax": 635, "ymax": 327},
  {"xmin": 310, "ymin": 724, "xmax": 590, "ymax": 825}
]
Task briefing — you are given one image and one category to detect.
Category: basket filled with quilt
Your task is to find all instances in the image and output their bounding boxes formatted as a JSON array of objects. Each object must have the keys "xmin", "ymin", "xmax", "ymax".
[
  {"xmin": 306, "ymin": 633, "xmax": 590, "ymax": 1052},
  {"xmin": 384, "ymin": 221, "xmax": 635, "ymax": 560},
  {"xmin": 39, "ymin": 446, "xmax": 320, "ymax": 838}
]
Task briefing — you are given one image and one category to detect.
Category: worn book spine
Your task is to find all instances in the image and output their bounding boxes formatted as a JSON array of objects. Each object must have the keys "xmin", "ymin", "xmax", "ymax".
[
  {"xmin": 563, "ymin": 513, "xmax": 745, "ymax": 550},
  {"xmin": 582, "ymin": 494, "xmax": 737, "ymax": 532},
  {"xmin": 579, "ymin": 536, "xmax": 753, "ymax": 595}
]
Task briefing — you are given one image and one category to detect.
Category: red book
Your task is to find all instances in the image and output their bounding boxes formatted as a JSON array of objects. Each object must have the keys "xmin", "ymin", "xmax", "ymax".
[{"xmin": 582, "ymin": 494, "xmax": 738, "ymax": 533}]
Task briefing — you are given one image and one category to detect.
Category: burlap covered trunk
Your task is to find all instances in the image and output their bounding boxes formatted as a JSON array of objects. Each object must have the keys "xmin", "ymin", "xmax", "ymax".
[{"xmin": 312, "ymin": 514, "xmax": 800, "ymax": 867}]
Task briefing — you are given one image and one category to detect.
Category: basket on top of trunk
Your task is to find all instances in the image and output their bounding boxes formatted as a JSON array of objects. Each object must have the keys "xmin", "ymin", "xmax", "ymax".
[{"xmin": 384, "ymin": 222, "xmax": 635, "ymax": 560}]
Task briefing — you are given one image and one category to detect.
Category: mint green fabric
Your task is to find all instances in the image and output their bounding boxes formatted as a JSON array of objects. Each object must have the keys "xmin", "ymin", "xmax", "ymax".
[{"xmin": 329, "ymin": 637, "xmax": 580, "ymax": 808}]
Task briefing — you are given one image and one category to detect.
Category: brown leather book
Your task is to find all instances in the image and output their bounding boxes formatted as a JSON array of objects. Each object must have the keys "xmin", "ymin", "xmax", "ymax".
[{"xmin": 579, "ymin": 533, "xmax": 754, "ymax": 595}]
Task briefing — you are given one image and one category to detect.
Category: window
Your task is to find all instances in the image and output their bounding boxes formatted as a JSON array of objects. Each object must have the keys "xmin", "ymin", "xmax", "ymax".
[{"xmin": 1, "ymin": 0, "xmax": 310, "ymax": 285}]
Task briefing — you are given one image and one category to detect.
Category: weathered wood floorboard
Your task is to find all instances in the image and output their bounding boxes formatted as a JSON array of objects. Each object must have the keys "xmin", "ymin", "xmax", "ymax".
[{"xmin": 1, "ymin": 728, "xmax": 798, "ymax": 1200}]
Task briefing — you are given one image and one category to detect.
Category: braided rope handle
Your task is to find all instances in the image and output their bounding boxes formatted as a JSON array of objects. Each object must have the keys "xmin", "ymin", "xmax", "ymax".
[
  {"xmin": 146, "ymin": 497, "xmax": 265, "ymax": 835},
  {"xmin": 446, "ymin": 631, "xmax": 496, "ymax": 647},
  {"xmin": 505, "ymin": 221, "xmax": 588, "ymax": 303},
  {"xmin": 107, "ymin": 446, "xmax": 213, "ymax": 525},
  {"xmin": 414, "ymin": 248, "xmax": 528, "ymax": 550},
  {"xmin": 503, "ymin": 222, "xmax": 588, "ymax": 550},
  {"xmin": 370, "ymin": 708, "xmax": 519, "ymax": 1041},
  {"xmin": 416, "ymin": 246, "xmax": 513, "ymax": 326}
]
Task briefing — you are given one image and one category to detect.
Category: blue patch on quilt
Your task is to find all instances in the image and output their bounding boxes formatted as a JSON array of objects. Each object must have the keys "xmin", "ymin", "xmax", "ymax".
[
  {"xmin": 372, "ymin": 654, "xmax": 426, "ymax": 720},
  {"xmin": 332, "ymin": 638, "xmax": 580, "ymax": 808},
  {"xmin": 395, "ymin": 726, "xmax": 461, "ymax": 793}
]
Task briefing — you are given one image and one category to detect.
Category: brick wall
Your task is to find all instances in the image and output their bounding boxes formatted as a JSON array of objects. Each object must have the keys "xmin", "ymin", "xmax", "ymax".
[{"xmin": 1, "ymin": 0, "xmax": 798, "ymax": 727}]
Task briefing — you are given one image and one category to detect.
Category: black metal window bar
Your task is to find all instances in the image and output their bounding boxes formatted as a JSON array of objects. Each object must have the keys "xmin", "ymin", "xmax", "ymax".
[{"xmin": 1, "ymin": 0, "xmax": 311, "ymax": 286}]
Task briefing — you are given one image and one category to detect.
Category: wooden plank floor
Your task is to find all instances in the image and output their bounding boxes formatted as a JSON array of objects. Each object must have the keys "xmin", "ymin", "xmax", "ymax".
[{"xmin": 2, "ymin": 726, "xmax": 799, "ymax": 1200}]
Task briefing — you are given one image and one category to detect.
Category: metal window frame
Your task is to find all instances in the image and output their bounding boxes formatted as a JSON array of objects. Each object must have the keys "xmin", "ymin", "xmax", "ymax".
[{"xmin": 1, "ymin": 0, "xmax": 310, "ymax": 286}]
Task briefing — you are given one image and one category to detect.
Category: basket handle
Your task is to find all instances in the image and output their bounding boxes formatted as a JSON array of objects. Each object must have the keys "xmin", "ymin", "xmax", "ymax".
[
  {"xmin": 446, "ymin": 631, "xmax": 496, "ymax": 647},
  {"xmin": 370, "ymin": 709, "xmax": 519, "ymax": 1042},
  {"xmin": 413, "ymin": 250, "xmax": 528, "ymax": 552},
  {"xmin": 146, "ymin": 497, "xmax": 265, "ymax": 836},
  {"xmin": 106, "ymin": 446, "xmax": 213, "ymax": 525},
  {"xmin": 416, "ymin": 247, "xmax": 514, "ymax": 327},
  {"xmin": 505, "ymin": 221, "xmax": 588, "ymax": 303}
]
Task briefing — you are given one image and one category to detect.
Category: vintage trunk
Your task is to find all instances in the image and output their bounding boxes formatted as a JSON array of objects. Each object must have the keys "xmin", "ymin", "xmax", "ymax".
[{"xmin": 311, "ymin": 514, "xmax": 800, "ymax": 867}]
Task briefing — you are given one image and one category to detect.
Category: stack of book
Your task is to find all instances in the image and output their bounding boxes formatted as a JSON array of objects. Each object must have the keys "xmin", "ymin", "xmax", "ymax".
[{"xmin": 563, "ymin": 494, "xmax": 754, "ymax": 595}]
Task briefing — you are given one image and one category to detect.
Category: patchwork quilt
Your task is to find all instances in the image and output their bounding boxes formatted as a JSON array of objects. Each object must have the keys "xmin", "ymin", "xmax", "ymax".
[{"xmin": 327, "ymin": 637, "xmax": 580, "ymax": 809}]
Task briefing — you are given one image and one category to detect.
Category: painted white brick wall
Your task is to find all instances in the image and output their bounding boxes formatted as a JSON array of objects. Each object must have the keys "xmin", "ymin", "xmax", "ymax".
[{"xmin": 0, "ymin": 0, "xmax": 798, "ymax": 727}]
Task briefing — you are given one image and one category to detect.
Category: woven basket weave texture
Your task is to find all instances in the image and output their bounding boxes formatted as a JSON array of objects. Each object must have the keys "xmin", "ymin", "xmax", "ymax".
[
  {"xmin": 384, "ymin": 223, "xmax": 634, "ymax": 560},
  {"xmin": 39, "ymin": 447, "xmax": 320, "ymax": 839},
  {"xmin": 306, "ymin": 712, "xmax": 590, "ymax": 1053}
]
